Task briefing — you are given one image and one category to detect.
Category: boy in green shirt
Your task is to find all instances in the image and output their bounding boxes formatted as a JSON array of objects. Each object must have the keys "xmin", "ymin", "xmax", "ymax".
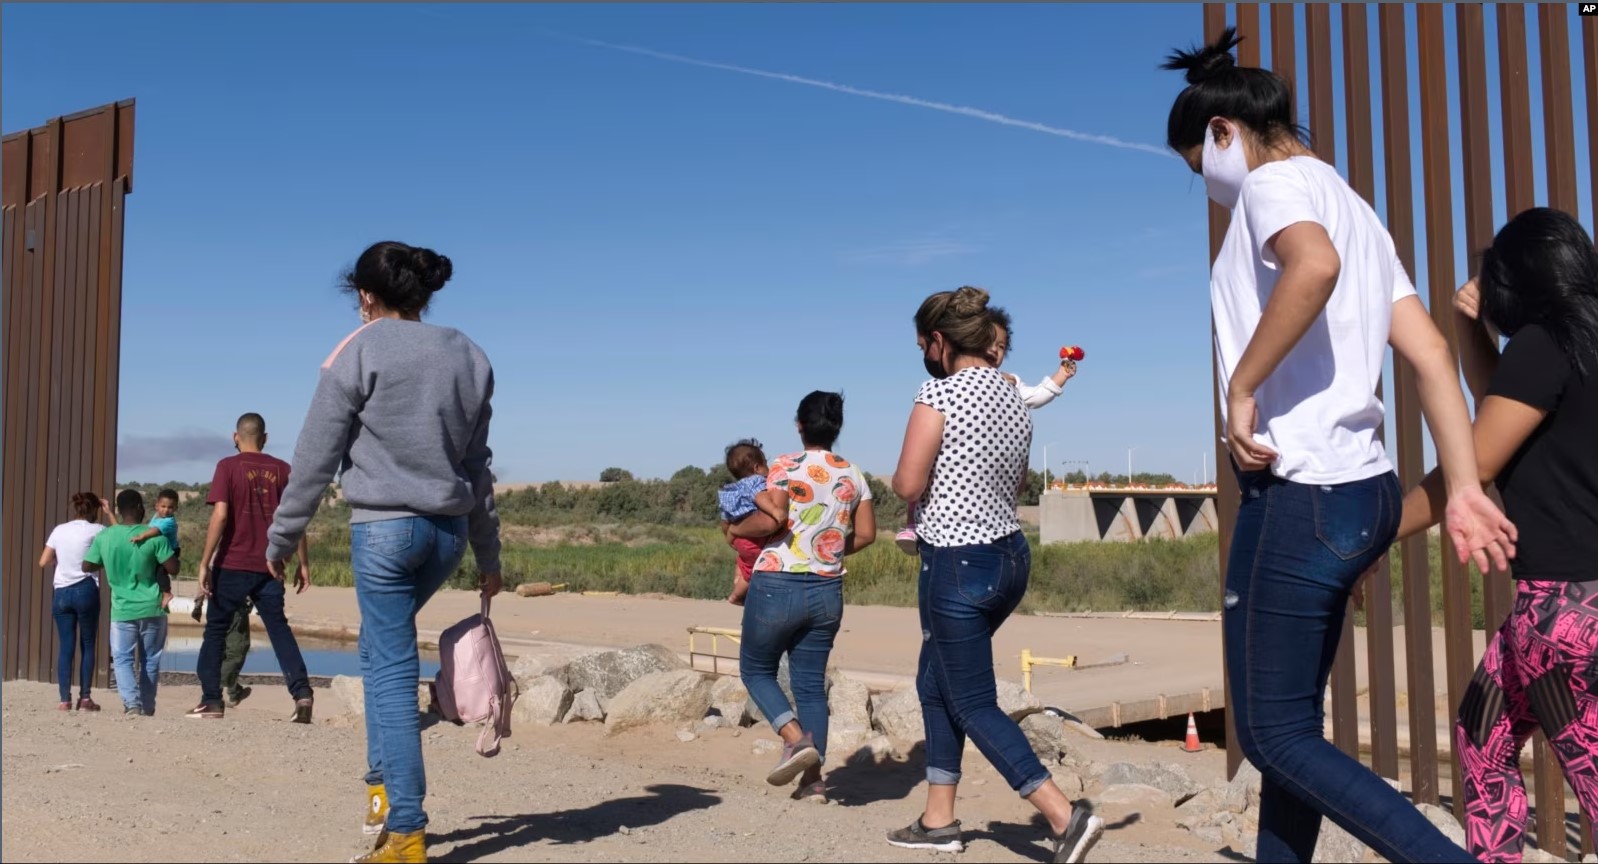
[{"xmin": 84, "ymin": 490, "xmax": 180, "ymax": 716}]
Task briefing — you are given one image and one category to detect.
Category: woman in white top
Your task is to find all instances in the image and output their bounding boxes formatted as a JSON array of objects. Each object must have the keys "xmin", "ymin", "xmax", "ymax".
[
  {"xmin": 39, "ymin": 492, "xmax": 110, "ymax": 712},
  {"xmin": 885, "ymin": 287, "xmax": 1104, "ymax": 863},
  {"xmin": 1163, "ymin": 29, "xmax": 1515, "ymax": 863}
]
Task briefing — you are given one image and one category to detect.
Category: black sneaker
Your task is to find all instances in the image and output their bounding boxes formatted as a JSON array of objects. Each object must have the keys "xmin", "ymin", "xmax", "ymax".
[
  {"xmin": 226, "ymin": 686, "xmax": 252, "ymax": 708},
  {"xmin": 185, "ymin": 703, "xmax": 224, "ymax": 719},
  {"xmin": 886, "ymin": 818, "xmax": 965, "ymax": 853},
  {"xmin": 765, "ymin": 735, "xmax": 820, "ymax": 786},
  {"xmin": 1052, "ymin": 802, "xmax": 1105, "ymax": 863},
  {"xmin": 290, "ymin": 697, "xmax": 313, "ymax": 724}
]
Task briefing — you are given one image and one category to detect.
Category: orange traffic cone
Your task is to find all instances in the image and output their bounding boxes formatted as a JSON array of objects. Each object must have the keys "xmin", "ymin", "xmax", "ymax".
[{"xmin": 1182, "ymin": 713, "xmax": 1203, "ymax": 753}]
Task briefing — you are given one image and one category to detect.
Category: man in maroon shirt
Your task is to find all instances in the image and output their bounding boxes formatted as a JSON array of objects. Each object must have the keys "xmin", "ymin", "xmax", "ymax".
[{"xmin": 189, "ymin": 413, "xmax": 314, "ymax": 721}]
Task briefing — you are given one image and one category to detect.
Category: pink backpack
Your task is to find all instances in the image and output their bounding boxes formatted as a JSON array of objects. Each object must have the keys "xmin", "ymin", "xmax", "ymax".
[{"xmin": 429, "ymin": 597, "xmax": 517, "ymax": 757}]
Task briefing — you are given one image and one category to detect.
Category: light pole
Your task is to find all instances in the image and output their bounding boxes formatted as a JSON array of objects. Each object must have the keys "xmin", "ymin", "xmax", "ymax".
[{"xmin": 1127, "ymin": 447, "xmax": 1138, "ymax": 487}]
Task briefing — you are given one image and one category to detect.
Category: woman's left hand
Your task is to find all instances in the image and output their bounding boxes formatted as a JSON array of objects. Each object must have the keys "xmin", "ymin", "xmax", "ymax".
[
  {"xmin": 478, "ymin": 571, "xmax": 502, "ymax": 599},
  {"xmin": 1225, "ymin": 391, "xmax": 1279, "ymax": 471},
  {"xmin": 1444, "ymin": 486, "xmax": 1517, "ymax": 573}
]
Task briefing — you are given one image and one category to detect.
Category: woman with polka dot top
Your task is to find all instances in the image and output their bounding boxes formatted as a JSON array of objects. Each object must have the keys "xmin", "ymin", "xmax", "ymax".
[{"xmin": 884, "ymin": 286, "xmax": 1104, "ymax": 862}]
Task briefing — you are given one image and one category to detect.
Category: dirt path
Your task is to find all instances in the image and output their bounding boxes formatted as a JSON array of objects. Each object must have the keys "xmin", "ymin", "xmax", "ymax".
[{"xmin": 1, "ymin": 680, "xmax": 1235, "ymax": 863}]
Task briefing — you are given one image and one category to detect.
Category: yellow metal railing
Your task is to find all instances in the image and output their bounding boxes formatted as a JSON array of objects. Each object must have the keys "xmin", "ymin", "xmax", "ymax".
[
  {"xmin": 1021, "ymin": 648, "xmax": 1076, "ymax": 693},
  {"xmin": 688, "ymin": 626, "xmax": 742, "ymax": 676}
]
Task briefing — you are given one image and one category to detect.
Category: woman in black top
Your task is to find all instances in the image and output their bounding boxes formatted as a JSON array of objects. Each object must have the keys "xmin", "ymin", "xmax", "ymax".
[{"xmin": 1391, "ymin": 207, "xmax": 1598, "ymax": 862}]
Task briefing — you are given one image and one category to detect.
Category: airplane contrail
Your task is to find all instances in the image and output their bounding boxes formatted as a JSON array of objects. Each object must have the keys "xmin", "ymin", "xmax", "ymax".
[{"xmin": 546, "ymin": 31, "xmax": 1177, "ymax": 160}]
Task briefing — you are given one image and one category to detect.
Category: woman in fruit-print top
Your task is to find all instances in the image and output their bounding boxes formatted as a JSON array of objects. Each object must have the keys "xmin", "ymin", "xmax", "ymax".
[{"xmin": 726, "ymin": 390, "xmax": 877, "ymax": 802}]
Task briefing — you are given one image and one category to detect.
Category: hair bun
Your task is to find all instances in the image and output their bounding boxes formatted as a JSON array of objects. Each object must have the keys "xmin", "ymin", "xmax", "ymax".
[
  {"xmin": 1163, "ymin": 26, "xmax": 1243, "ymax": 86},
  {"xmin": 949, "ymin": 285, "xmax": 991, "ymax": 316},
  {"xmin": 409, "ymin": 247, "xmax": 453, "ymax": 293}
]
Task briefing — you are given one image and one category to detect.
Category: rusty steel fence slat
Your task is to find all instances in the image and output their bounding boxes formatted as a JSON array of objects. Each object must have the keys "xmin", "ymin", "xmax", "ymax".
[
  {"xmin": 2, "ymin": 100, "xmax": 134, "ymax": 689},
  {"xmin": 1206, "ymin": 5, "xmax": 1591, "ymax": 857},
  {"xmin": 1341, "ymin": 2, "xmax": 1402, "ymax": 784}
]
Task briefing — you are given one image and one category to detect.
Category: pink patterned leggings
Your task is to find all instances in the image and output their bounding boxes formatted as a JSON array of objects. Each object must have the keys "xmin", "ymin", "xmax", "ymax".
[{"xmin": 1455, "ymin": 578, "xmax": 1598, "ymax": 863}]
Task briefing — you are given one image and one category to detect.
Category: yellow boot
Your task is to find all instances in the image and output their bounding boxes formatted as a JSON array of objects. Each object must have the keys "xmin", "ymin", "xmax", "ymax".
[
  {"xmin": 350, "ymin": 829, "xmax": 425, "ymax": 864},
  {"xmin": 363, "ymin": 785, "xmax": 389, "ymax": 836}
]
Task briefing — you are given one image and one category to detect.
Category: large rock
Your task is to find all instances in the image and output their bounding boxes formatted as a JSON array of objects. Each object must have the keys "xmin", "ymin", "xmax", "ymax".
[
  {"xmin": 510, "ymin": 676, "xmax": 572, "ymax": 727},
  {"xmin": 1099, "ymin": 783, "xmax": 1175, "ymax": 807},
  {"xmin": 1100, "ymin": 762, "xmax": 1201, "ymax": 803},
  {"xmin": 1224, "ymin": 761, "xmax": 1262, "ymax": 814},
  {"xmin": 996, "ymin": 680, "xmax": 1043, "ymax": 721},
  {"xmin": 745, "ymin": 655, "xmax": 834, "ymax": 725},
  {"xmin": 1310, "ymin": 819, "xmax": 1365, "ymax": 864},
  {"xmin": 566, "ymin": 644, "xmax": 687, "ymax": 702},
  {"xmin": 1416, "ymin": 804, "xmax": 1466, "ymax": 849},
  {"xmin": 1020, "ymin": 713, "xmax": 1087, "ymax": 768},
  {"xmin": 332, "ymin": 675, "xmax": 432, "ymax": 718},
  {"xmin": 563, "ymin": 689, "xmax": 606, "ymax": 723},
  {"xmin": 605, "ymin": 670, "xmax": 714, "ymax": 736},
  {"xmin": 1523, "ymin": 849, "xmax": 1566, "ymax": 864},
  {"xmin": 708, "ymin": 676, "xmax": 750, "ymax": 727},
  {"xmin": 1050, "ymin": 765, "xmax": 1086, "ymax": 795},
  {"xmin": 1175, "ymin": 788, "xmax": 1223, "ymax": 831},
  {"xmin": 510, "ymin": 652, "xmax": 573, "ymax": 690},
  {"xmin": 828, "ymin": 723, "xmax": 873, "ymax": 757},
  {"xmin": 332, "ymin": 675, "xmax": 365, "ymax": 717},
  {"xmin": 871, "ymin": 687, "xmax": 925, "ymax": 744},
  {"xmin": 827, "ymin": 669, "xmax": 872, "ymax": 731}
]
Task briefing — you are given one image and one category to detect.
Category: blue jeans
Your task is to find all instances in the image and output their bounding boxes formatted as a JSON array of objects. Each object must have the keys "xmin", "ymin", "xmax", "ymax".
[
  {"xmin": 1226, "ymin": 469, "xmax": 1471, "ymax": 863},
  {"xmin": 110, "ymin": 616, "xmax": 168, "ymax": 715},
  {"xmin": 917, "ymin": 531, "xmax": 1050, "ymax": 798},
  {"xmin": 53, "ymin": 580, "xmax": 100, "ymax": 703},
  {"xmin": 199, "ymin": 569, "xmax": 312, "ymax": 705},
  {"xmin": 354, "ymin": 515, "xmax": 466, "ymax": 834},
  {"xmin": 739, "ymin": 572, "xmax": 843, "ymax": 761}
]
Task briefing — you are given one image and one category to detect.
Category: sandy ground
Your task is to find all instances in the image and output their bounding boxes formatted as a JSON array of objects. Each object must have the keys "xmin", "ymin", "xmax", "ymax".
[{"xmin": 0, "ymin": 679, "xmax": 1238, "ymax": 864}]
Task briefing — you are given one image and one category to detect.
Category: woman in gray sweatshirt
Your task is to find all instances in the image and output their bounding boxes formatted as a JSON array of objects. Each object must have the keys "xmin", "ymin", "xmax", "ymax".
[{"xmin": 265, "ymin": 241, "xmax": 501, "ymax": 864}]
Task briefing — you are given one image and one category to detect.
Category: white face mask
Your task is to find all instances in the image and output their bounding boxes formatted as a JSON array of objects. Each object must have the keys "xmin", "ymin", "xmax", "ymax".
[{"xmin": 1202, "ymin": 121, "xmax": 1250, "ymax": 210}]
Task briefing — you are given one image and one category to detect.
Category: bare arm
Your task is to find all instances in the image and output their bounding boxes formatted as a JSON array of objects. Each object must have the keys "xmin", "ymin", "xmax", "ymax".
[
  {"xmin": 197, "ymin": 502, "xmax": 228, "ymax": 593},
  {"xmin": 845, "ymin": 499, "xmax": 876, "ymax": 554},
  {"xmin": 1394, "ymin": 396, "xmax": 1548, "ymax": 542},
  {"xmin": 893, "ymin": 403, "xmax": 946, "ymax": 502},
  {"xmin": 728, "ymin": 490, "xmax": 788, "ymax": 539},
  {"xmin": 39, "ymin": 546, "xmax": 56, "ymax": 569},
  {"xmin": 1225, "ymin": 222, "xmax": 1341, "ymax": 468},
  {"xmin": 132, "ymin": 526, "xmax": 161, "ymax": 544},
  {"xmin": 1389, "ymin": 297, "xmax": 1482, "ymax": 499},
  {"xmin": 1389, "ymin": 296, "xmax": 1516, "ymax": 570},
  {"xmin": 753, "ymin": 489, "xmax": 786, "ymax": 525},
  {"xmin": 1452, "ymin": 279, "xmax": 1501, "ymax": 406}
]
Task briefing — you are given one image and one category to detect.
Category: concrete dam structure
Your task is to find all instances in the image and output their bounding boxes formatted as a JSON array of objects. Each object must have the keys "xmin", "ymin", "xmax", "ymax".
[{"xmin": 1038, "ymin": 488, "xmax": 1219, "ymax": 544}]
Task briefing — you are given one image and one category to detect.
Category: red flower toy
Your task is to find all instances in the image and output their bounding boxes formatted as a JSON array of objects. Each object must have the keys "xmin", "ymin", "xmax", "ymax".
[{"xmin": 1059, "ymin": 345, "xmax": 1086, "ymax": 362}]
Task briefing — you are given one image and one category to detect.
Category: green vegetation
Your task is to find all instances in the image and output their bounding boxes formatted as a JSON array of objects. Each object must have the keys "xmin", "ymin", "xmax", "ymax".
[{"xmin": 123, "ymin": 476, "xmax": 1487, "ymax": 626}]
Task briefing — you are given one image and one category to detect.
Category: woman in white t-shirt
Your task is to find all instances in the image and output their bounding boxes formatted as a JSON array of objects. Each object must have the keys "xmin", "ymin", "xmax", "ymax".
[
  {"xmin": 1163, "ymin": 29, "xmax": 1516, "ymax": 863},
  {"xmin": 884, "ymin": 287, "xmax": 1104, "ymax": 863},
  {"xmin": 38, "ymin": 492, "xmax": 110, "ymax": 712}
]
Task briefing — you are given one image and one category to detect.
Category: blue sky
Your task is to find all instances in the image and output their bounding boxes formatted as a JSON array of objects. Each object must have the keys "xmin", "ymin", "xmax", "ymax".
[{"xmin": 3, "ymin": 4, "xmax": 1591, "ymax": 484}]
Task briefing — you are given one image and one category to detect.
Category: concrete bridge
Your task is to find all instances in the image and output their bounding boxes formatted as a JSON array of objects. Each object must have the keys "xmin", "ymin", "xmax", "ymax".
[{"xmin": 1039, "ymin": 487, "xmax": 1219, "ymax": 544}]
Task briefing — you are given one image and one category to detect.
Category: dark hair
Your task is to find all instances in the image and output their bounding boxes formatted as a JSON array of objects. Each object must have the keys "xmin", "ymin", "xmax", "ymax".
[
  {"xmin": 1478, "ymin": 207, "xmax": 1598, "ymax": 377},
  {"xmin": 341, "ymin": 241, "xmax": 453, "ymax": 317},
  {"xmin": 1161, "ymin": 27, "xmax": 1309, "ymax": 153},
  {"xmin": 236, "ymin": 412, "xmax": 266, "ymax": 441},
  {"xmin": 724, "ymin": 438, "xmax": 768, "ymax": 480},
  {"xmin": 796, "ymin": 391, "xmax": 844, "ymax": 450},
  {"xmin": 115, "ymin": 489, "xmax": 144, "ymax": 516},
  {"xmin": 988, "ymin": 307, "xmax": 1014, "ymax": 356},
  {"xmin": 914, "ymin": 286, "xmax": 1005, "ymax": 358},
  {"xmin": 70, "ymin": 492, "xmax": 102, "ymax": 521},
  {"xmin": 156, "ymin": 488, "xmax": 180, "ymax": 505}
]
